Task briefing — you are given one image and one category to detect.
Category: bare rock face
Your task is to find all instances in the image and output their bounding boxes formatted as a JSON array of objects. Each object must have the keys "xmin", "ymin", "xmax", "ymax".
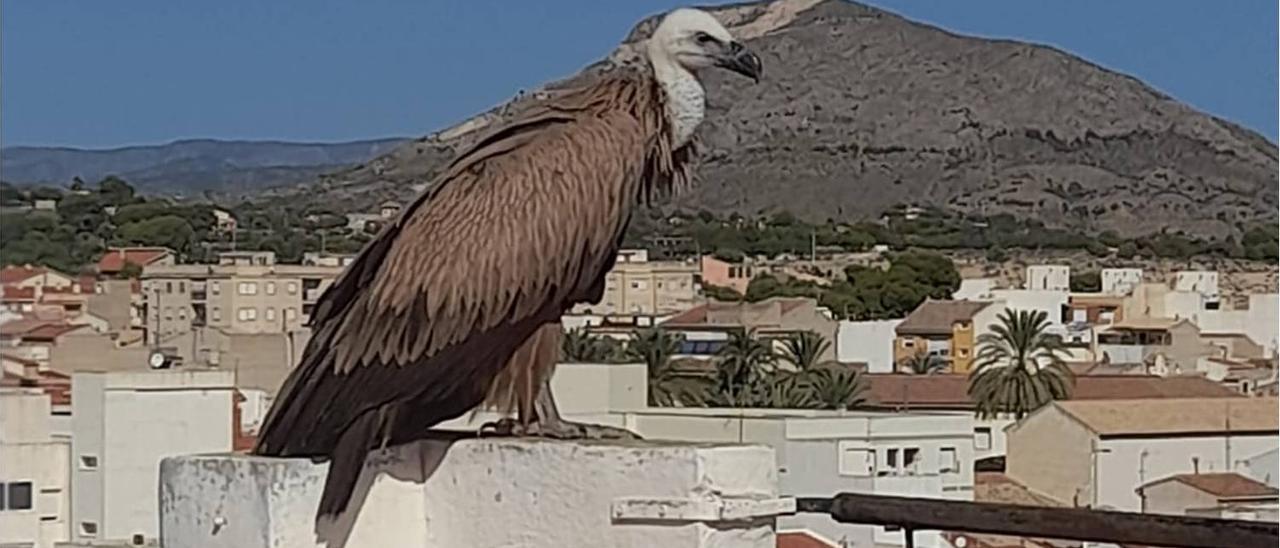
[{"xmin": 277, "ymin": 0, "xmax": 1277, "ymax": 237}]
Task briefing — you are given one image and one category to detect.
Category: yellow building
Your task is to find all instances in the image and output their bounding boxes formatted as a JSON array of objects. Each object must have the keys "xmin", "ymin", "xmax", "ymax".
[
  {"xmin": 893, "ymin": 299, "xmax": 996, "ymax": 373},
  {"xmin": 574, "ymin": 249, "xmax": 700, "ymax": 316}
]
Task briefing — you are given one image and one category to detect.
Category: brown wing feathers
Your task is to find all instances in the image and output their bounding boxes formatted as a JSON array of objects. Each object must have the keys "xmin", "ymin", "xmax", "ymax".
[{"xmin": 253, "ymin": 71, "xmax": 695, "ymax": 518}]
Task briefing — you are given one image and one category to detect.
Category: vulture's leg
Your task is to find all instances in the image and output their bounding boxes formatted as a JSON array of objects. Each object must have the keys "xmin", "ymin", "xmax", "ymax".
[{"xmin": 528, "ymin": 374, "xmax": 641, "ymax": 440}]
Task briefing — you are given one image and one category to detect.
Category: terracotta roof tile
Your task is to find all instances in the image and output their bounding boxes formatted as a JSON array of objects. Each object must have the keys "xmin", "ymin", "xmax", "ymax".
[
  {"xmin": 777, "ymin": 531, "xmax": 839, "ymax": 548},
  {"xmin": 96, "ymin": 247, "xmax": 172, "ymax": 274},
  {"xmin": 864, "ymin": 374, "xmax": 1241, "ymax": 410},
  {"xmin": 1055, "ymin": 397, "xmax": 1278, "ymax": 437},
  {"xmin": 896, "ymin": 299, "xmax": 991, "ymax": 336},
  {"xmin": 0, "ymin": 265, "xmax": 49, "ymax": 284},
  {"xmin": 1144, "ymin": 473, "xmax": 1278, "ymax": 500}
]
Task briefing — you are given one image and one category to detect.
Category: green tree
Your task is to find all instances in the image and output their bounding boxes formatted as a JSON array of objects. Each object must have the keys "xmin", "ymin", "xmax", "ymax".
[
  {"xmin": 628, "ymin": 328, "xmax": 711, "ymax": 407},
  {"xmin": 808, "ymin": 366, "xmax": 869, "ymax": 410},
  {"xmin": 968, "ymin": 309, "xmax": 1075, "ymax": 419},
  {"xmin": 1069, "ymin": 271, "xmax": 1101, "ymax": 292},
  {"xmin": 702, "ymin": 284, "xmax": 743, "ymax": 302},
  {"xmin": 715, "ymin": 328, "xmax": 776, "ymax": 406},
  {"xmin": 115, "ymin": 215, "xmax": 195, "ymax": 255},
  {"xmin": 777, "ymin": 330, "xmax": 831, "ymax": 371},
  {"xmin": 97, "ymin": 176, "xmax": 136, "ymax": 206},
  {"xmin": 561, "ymin": 328, "xmax": 621, "ymax": 363},
  {"xmin": 899, "ymin": 353, "xmax": 947, "ymax": 375}
]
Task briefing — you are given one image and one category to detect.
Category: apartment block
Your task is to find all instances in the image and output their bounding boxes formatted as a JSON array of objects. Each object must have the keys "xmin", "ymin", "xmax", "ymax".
[
  {"xmin": 140, "ymin": 251, "xmax": 342, "ymax": 339},
  {"xmin": 574, "ymin": 249, "xmax": 700, "ymax": 316}
]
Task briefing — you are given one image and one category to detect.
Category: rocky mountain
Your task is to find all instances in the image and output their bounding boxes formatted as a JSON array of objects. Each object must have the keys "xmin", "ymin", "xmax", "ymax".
[
  {"xmin": 264, "ymin": 0, "xmax": 1277, "ymax": 237},
  {"xmin": 1, "ymin": 138, "xmax": 406, "ymax": 195}
]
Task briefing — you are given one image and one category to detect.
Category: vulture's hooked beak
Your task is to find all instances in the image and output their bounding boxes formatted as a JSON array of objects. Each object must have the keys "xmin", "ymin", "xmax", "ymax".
[{"xmin": 717, "ymin": 41, "xmax": 762, "ymax": 82}]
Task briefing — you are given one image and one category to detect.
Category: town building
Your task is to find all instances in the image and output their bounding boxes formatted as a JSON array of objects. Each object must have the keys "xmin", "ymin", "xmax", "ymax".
[
  {"xmin": 1024, "ymin": 265, "xmax": 1069, "ymax": 291},
  {"xmin": 572, "ymin": 250, "xmax": 700, "ymax": 316},
  {"xmin": 211, "ymin": 209, "xmax": 237, "ymax": 234},
  {"xmin": 614, "ymin": 407, "xmax": 975, "ymax": 548},
  {"xmin": 140, "ymin": 251, "xmax": 342, "ymax": 338},
  {"xmin": 835, "ymin": 319, "xmax": 901, "ymax": 372},
  {"xmin": 1101, "ymin": 268, "xmax": 1143, "ymax": 296},
  {"xmin": 95, "ymin": 248, "xmax": 174, "ymax": 278},
  {"xmin": 1005, "ymin": 397, "xmax": 1278, "ymax": 511},
  {"xmin": 1136, "ymin": 472, "xmax": 1277, "ymax": 520},
  {"xmin": 893, "ymin": 300, "xmax": 997, "ymax": 373},
  {"xmin": 699, "ymin": 255, "xmax": 760, "ymax": 295},
  {"xmin": 662, "ymin": 297, "xmax": 839, "ymax": 362},
  {"xmin": 70, "ymin": 370, "xmax": 237, "ymax": 545},
  {"xmin": 0, "ymin": 389, "xmax": 70, "ymax": 548},
  {"xmin": 860, "ymin": 374, "xmax": 1241, "ymax": 462}
]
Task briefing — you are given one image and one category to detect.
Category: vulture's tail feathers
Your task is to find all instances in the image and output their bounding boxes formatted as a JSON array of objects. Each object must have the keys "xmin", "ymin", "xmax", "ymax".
[{"xmin": 317, "ymin": 410, "xmax": 378, "ymax": 518}]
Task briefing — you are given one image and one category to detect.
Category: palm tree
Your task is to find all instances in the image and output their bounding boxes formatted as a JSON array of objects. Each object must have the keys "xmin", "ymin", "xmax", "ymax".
[
  {"xmin": 715, "ymin": 328, "xmax": 777, "ymax": 406},
  {"xmin": 809, "ymin": 365, "xmax": 869, "ymax": 410},
  {"xmin": 561, "ymin": 327, "xmax": 619, "ymax": 363},
  {"xmin": 967, "ymin": 309, "xmax": 1075, "ymax": 419},
  {"xmin": 899, "ymin": 352, "xmax": 947, "ymax": 375},
  {"xmin": 627, "ymin": 328, "xmax": 711, "ymax": 407},
  {"xmin": 778, "ymin": 330, "xmax": 832, "ymax": 371}
]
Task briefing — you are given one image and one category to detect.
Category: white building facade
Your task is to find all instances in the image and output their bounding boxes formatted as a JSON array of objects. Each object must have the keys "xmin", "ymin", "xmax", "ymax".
[
  {"xmin": 615, "ymin": 408, "xmax": 975, "ymax": 548},
  {"xmin": 836, "ymin": 319, "xmax": 902, "ymax": 372},
  {"xmin": 70, "ymin": 370, "xmax": 236, "ymax": 545},
  {"xmin": 0, "ymin": 390, "xmax": 70, "ymax": 548}
]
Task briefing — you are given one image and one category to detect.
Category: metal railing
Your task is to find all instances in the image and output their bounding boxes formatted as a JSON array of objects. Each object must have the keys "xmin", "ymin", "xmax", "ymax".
[{"xmin": 796, "ymin": 493, "xmax": 1278, "ymax": 548}]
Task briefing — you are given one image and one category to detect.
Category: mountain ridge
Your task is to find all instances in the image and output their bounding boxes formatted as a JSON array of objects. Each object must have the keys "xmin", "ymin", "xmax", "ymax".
[{"xmin": 1, "ymin": 137, "xmax": 408, "ymax": 195}]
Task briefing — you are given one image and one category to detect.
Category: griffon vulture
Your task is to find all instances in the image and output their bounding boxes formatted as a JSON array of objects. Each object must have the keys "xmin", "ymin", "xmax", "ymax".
[{"xmin": 253, "ymin": 7, "xmax": 763, "ymax": 519}]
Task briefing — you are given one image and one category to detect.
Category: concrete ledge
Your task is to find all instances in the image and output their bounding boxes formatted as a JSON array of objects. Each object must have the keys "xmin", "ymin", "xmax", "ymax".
[{"xmin": 160, "ymin": 438, "xmax": 786, "ymax": 548}]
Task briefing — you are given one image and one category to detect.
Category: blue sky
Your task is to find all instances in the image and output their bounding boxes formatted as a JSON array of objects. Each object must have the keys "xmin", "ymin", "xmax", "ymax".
[{"xmin": 2, "ymin": 1, "xmax": 1276, "ymax": 148}]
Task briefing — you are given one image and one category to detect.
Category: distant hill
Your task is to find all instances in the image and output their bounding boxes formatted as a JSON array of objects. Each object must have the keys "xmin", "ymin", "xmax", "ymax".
[
  {"xmin": 265, "ymin": 0, "xmax": 1277, "ymax": 238},
  {"xmin": 1, "ymin": 138, "xmax": 407, "ymax": 195}
]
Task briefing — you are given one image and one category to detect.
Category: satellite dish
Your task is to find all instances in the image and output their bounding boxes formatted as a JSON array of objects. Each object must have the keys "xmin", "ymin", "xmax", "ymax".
[{"xmin": 149, "ymin": 352, "xmax": 169, "ymax": 369}]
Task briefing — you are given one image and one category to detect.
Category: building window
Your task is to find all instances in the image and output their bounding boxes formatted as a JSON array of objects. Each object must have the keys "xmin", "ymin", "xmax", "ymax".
[
  {"xmin": 178, "ymin": 308, "xmax": 187, "ymax": 320},
  {"xmin": 838, "ymin": 444, "xmax": 872, "ymax": 477},
  {"xmin": 631, "ymin": 280, "xmax": 646, "ymax": 290},
  {"xmin": 178, "ymin": 281, "xmax": 185, "ymax": 293},
  {"xmin": 7, "ymin": 481, "xmax": 32, "ymax": 510},
  {"xmin": 287, "ymin": 282, "xmax": 298, "ymax": 295},
  {"xmin": 878, "ymin": 448, "xmax": 899, "ymax": 476},
  {"xmin": 237, "ymin": 307, "xmax": 258, "ymax": 322},
  {"xmin": 210, "ymin": 281, "xmax": 221, "ymax": 295},
  {"xmin": 940, "ymin": 448, "xmax": 958, "ymax": 474},
  {"xmin": 266, "ymin": 307, "xmax": 276, "ymax": 321},
  {"xmin": 285, "ymin": 308, "xmax": 297, "ymax": 321},
  {"xmin": 901, "ymin": 339, "xmax": 914, "ymax": 348},
  {"xmin": 903, "ymin": 447, "xmax": 921, "ymax": 475},
  {"xmin": 266, "ymin": 281, "xmax": 276, "ymax": 295},
  {"xmin": 956, "ymin": 348, "xmax": 969, "ymax": 358},
  {"xmin": 238, "ymin": 282, "xmax": 258, "ymax": 295},
  {"xmin": 164, "ymin": 307, "xmax": 173, "ymax": 320},
  {"xmin": 166, "ymin": 282, "xmax": 173, "ymax": 293},
  {"xmin": 79, "ymin": 455, "xmax": 99, "ymax": 470},
  {"xmin": 975, "ymin": 427, "xmax": 992, "ymax": 450},
  {"xmin": 211, "ymin": 307, "xmax": 222, "ymax": 322},
  {"xmin": 0, "ymin": 482, "xmax": 4, "ymax": 510},
  {"xmin": 80, "ymin": 521, "xmax": 99, "ymax": 537}
]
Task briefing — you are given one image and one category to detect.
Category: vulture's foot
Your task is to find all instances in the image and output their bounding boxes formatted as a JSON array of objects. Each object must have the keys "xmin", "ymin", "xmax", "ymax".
[
  {"xmin": 476, "ymin": 417, "xmax": 641, "ymax": 440},
  {"xmin": 532, "ymin": 418, "xmax": 642, "ymax": 441}
]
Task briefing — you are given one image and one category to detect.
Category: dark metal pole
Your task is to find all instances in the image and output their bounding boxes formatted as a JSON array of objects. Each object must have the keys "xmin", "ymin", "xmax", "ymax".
[{"xmin": 796, "ymin": 494, "xmax": 1279, "ymax": 548}]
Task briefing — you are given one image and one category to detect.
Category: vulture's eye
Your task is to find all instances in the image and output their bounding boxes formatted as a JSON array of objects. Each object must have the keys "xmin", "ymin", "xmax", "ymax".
[{"xmin": 695, "ymin": 32, "xmax": 716, "ymax": 45}]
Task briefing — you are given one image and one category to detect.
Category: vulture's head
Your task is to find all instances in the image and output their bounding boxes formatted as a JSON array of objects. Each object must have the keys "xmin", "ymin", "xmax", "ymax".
[{"xmin": 647, "ymin": 8, "xmax": 763, "ymax": 82}]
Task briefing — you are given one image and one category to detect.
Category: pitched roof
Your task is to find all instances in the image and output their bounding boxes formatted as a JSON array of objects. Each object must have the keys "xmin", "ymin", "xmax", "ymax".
[
  {"xmin": 96, "ymin": 247, "xmax": 173, "ymax": 274},
  {"xmin": 22, "ymin": 323, "xmax": 88, "ymax": 341},
  {"xmin": 776, "ymin": 530, "xmax": 840, "ymax": 548},
  {"xmin": 1142, "ymin": 473, "xmax": 1278, "ymax": 500},
  {"xmin": 864, "ymin": 374, "xmax": 1241, "ymax": 410},
  {"xmin": 1054, "ymin": 397, "xmax": 1278, "ymax": 437},
  {"xmin": 1, "ymin": 286, "xmax": 36, "ymax": 301},
  {"xmin": 896, "ymin": 299, "xmax": 991, "ymax": 336},
  {"xmin": 0, "ymin": 265, "xmax": 50, "ymax": 285},
  {"xmin": 975, "ymin": 472, "xmax": 1063, "ymax": 507}
]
